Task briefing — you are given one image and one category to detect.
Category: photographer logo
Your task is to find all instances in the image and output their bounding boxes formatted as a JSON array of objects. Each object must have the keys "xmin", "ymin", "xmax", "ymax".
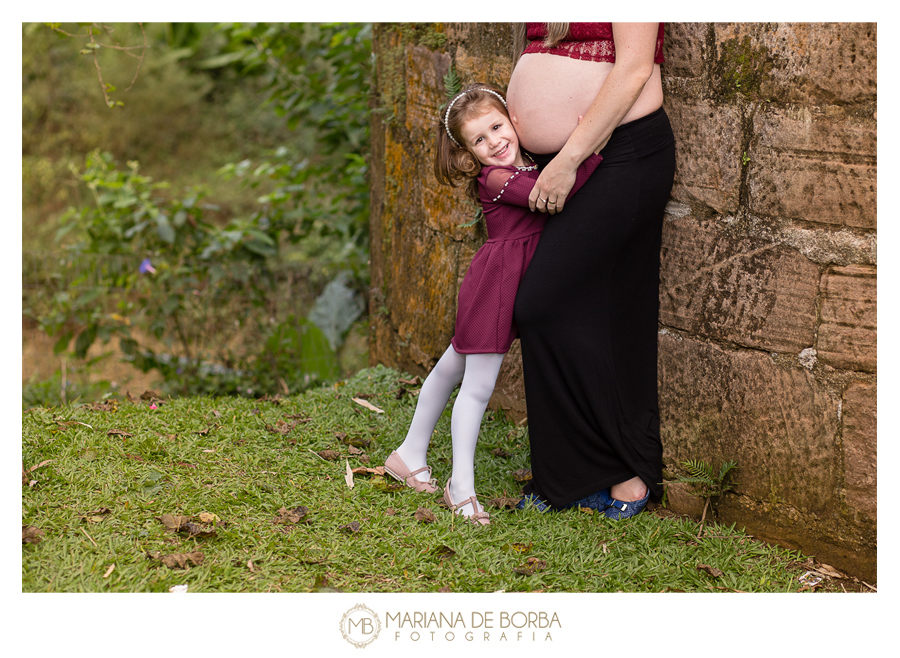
[{"xmin": 340, "ymin": 604, "xmax": 381, "ymax": 648}]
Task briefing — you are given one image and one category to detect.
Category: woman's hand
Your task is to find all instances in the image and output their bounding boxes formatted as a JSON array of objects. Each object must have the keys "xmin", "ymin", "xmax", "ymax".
[
  {"xmin": 528, "ymin": 154, "xmax": 578, "ymax": 215},
  {"xmin": 525, "ymin": 115, "xmax": 583, "ymax": 215}
]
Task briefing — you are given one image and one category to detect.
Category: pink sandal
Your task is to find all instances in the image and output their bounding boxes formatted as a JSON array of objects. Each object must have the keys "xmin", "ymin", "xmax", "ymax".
[
  {"xmin": 384, "ymin": 451, "xmax": 439, "ymax": 493},
  {"xmin": 443, "ymin": 478, "xmax": 491, "ymax": 526}
]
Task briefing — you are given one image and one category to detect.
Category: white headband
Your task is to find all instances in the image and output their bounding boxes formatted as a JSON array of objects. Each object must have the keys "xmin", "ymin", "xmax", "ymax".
[{"xmin": 443, "ymin": 88, "xmax": 508, "ymax": 148}]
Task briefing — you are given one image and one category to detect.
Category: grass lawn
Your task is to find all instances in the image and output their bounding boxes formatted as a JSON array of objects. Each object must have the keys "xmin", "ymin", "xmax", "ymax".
[{"xmin": 22, "ymin": 365, "xmax": 846, "ymax": 594}]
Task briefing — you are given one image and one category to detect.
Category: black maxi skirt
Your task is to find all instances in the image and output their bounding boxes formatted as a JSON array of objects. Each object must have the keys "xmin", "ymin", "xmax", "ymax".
[{"xmin": 514, "ymin": 106, "xmax": 675, "ymax": 508}]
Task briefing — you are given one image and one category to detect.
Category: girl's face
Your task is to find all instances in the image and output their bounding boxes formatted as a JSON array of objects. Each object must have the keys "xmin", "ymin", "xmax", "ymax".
[{"xmin": 458, "ymin": 106, "xmax": 526, "ymax": 169}]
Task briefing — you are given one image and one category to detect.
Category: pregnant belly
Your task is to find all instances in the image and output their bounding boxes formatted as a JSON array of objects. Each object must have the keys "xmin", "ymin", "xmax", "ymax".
[
  {"xmin": 507, "ymin": 54, "xmax": 612, "ymax": 153},
  {"xmin": 507, "ymin": 53, "xmax": 661, "ymax": 154}
]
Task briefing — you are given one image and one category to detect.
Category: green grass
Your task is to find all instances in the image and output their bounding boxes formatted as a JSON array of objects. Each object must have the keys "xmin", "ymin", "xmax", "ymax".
[{"xmin": 23, "ymin": 365, "xmax": 816, "ymax": 593}]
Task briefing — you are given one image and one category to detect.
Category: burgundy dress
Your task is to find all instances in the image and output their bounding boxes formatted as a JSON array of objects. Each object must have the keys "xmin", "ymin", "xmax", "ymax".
[{"xmin": 450, "ymin": 153, "xmax": 603, "ymax": 354}]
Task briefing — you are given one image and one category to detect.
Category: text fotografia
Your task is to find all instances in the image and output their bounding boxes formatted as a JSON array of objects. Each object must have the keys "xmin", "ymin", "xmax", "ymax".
[{"xmin": 387, "ymin": 611, "xmax": 560, "ymax": 642}]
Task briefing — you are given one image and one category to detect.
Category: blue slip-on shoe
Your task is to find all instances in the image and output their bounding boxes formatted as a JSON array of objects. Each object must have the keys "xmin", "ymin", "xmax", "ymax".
[
  {"xmin": 602, "ymin": 487, "xmax": 650, "ymax": 520},
  {"xmin": 515, "ymin": 493, "xmax": 551, "ymax": 512},
  {"xmin": 563, "ymin": 488, "xmax": 612, "ymax": 512}
]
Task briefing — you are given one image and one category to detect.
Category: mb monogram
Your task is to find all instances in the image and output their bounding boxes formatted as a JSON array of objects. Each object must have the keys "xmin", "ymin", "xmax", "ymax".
[{"xmin": 339, "ymin": 604, "xmax": 382, "ymax": 648}]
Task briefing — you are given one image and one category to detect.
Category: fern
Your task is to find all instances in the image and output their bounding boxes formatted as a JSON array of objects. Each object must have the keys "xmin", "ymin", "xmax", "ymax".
[
  {"xmin": 443, "ymin": 65, "xmax": 461, "ymax": 100},
  {"xmin": 438, "ymin": 65, "xmax": 462, "ymax": 117},
  {"xmin": 672, "ymin": 458, "xmax": 739, "ymax": 536}
]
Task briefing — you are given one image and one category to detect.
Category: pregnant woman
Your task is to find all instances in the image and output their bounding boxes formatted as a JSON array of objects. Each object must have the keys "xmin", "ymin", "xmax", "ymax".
[{"xmin": 508, "ymin": 23, "xmax": 676, "ymax": 518}]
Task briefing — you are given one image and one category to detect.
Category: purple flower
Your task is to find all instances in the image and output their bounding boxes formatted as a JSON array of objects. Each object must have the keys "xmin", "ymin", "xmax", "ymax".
[{"xmin": 139, "ymin": 258, "xmax": 157, "ymax": 274}]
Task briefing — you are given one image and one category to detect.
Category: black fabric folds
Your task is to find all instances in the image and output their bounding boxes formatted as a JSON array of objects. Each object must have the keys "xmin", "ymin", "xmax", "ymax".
[{"xmin": 514, "ymin": 107, "xmax": 676, "ymax": 507}]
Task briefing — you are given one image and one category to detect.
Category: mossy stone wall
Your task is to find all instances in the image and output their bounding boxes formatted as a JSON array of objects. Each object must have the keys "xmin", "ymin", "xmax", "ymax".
[{"xmin": 368, "ymin": 23, "xmax": 877, "ymax": 581}]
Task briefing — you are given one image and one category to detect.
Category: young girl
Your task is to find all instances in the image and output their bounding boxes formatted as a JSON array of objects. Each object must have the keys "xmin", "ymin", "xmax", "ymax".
[{"xmin": 383, "ymin": 83, "xmax": 603, "ymax": 524}]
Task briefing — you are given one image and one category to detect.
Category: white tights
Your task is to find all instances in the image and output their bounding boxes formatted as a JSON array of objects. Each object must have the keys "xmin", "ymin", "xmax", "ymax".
[{"xmin": 395, "ymin": 345, "xmax": 505, "ymax": 517}]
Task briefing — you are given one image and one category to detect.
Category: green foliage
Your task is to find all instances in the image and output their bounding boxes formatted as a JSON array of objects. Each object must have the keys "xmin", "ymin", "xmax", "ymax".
[
  {"xmin": 34, "ymin": 150, "xmax": 345, "ymax": 398},
  {"xmin": 201, "ymin": 23, "xmax": 373, "ymax": 266},
  {"xmin": 673, "ymin": 459, "xmax": 739, "ymax": 529},
  {"xmin": 677, "ymin": 459, "xmax": 739, "ymax": 497},
  {"xmin": 442, "ymin": 64, "xmax": 462, "ymax": 107},
  {"xmin": 22, "ymin": 22, "xmax": 294, "ymax": 252},
  {"xmin": 24, "ymin": 23, "xmax": 375, "ymax": 399}
]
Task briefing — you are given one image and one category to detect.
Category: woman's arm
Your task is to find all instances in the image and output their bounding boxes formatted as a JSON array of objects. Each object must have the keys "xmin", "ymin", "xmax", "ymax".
[{"xmin": 524, "ymin": 22, "xmax": 659, "ymax": 214}]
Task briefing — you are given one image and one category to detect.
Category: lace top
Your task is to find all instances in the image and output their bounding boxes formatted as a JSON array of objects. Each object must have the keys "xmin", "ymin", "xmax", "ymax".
[{"xmin": 523, "ymin": 22, "xmax": 665, "ymax": 64}]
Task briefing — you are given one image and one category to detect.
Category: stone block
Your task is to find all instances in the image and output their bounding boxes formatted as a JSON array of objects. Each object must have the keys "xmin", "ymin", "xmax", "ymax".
[
  {"xmin": 663, "ymin": 481, "xmax": 707, "ymax": 519},
  {"xmin": 659, "ymin": 215, "xmax": 819, "ymax": 353},
  {"xmin": 422, "ymin": 185, "xmax": 484, "ymax": 243},
  {"xmin": 404, "ymin": 45, "xmax": 450, "ymax": 142},
  {"xmin": 841, "ymin": 380, "xmax": 876, "ymax": 521},
  {"xmin": 712, "ymin": 23, "xmax": 877, "ymax": 105},
  {"xmin": 663, "ymin": 22, "xmax": 707, "ymax": 78},
  {"xmin": 749, "ymin": 108, "xmax": 876, "ymax": 229},
  {"xmin": 658, "ymin": 332, "xmax": 841, "ymax": 517},
  {"xmin": 666, "ymin": 98, "xmax": 743, "ymax": 213},
  {"xmin": 445, "ymin": 23, "xmax": 514, "ymax": 87},
  {"xmin": 389, "ymin": 220, "xmax": 458, "ymax": 360},
  {"xmin": 490, "ymin": 339, "xmax": 527, "ymax": 420},
  {"xmin": 818, "ymin": 265, "xmax": 877, "ymax": 373}
]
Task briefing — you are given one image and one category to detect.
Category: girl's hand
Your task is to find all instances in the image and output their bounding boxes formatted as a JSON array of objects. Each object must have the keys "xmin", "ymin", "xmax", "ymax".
[{"xmin": 528, "ymin": 116, "xmax": 583, "ymax": 215}]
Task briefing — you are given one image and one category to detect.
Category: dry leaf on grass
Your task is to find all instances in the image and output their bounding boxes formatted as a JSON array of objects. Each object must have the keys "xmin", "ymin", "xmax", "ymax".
[
  {"xmin": 79, "ymin": 507, "xmax": 112, "ymax": 524},
  {"xmin": 488, "ymin": 496, "xmax": 521, "ymax": 509},
  {"xmin": 415, "ymin": 507, "xmax": 437, "ymax": 523},
  {"xmin": 274, "ymin": 506, "xmax": 311, "ymax": 525},
  {"xmin": 157, "ymin": 514, "xmax": 192, "ymax": 532},
  {"xmin": 511, "ymin": 469, "xmax": 533, "ymax": 483},
  {"xmin": 266, "ymin": 420, "xmax": 300, "ymax": 435},
  {"xmin": 107, "ymin": 429, "xmax": 132, "ymax": 438},
  {"xmin": 351, "ymin": 466, "xmax": 385, "ymax": 477},
  {"xmin": 317, "ymin": 450, "xmax": 341, "ymax": 461},
  {"xmin": 696, "ymin": 564, "xmax": 724, "ymax": 578},
  {"xmin": 339, "ymin": 521, "xmax": 361, "ymax": 534},
  {"xmin": 503, "ymin": 542, "xmax": 533, "ymax": 554},
  {"xmin": 492, "ymin": 448, "xmax": 513, "ymax": 458},
  {"xmin": 181, "ymin": 522, "xmax": 217, "ymax": 538},
  {"xmin": 345, "ymin": 461, "xmax": 355, "ymax": 489},
  {"xmin": 82, "ymin": 400, "xmax": 118, "ymax": 412},
  {"xmin": 513, "ymin": 557, "xmax": 547, "ymax": 576},
  {"xmin": 198, "ymin": 512, "xmax": 220, "ymax": 524},
  {"xmin": 147, "ymin": 551, "xmax": 204, "ymax": 569},
  {"xmin": 22, "ymin": 526, "xmax": 44, "ymax": 544},
  {"xmin": 814, "ymin": 563, "xmax": 845, "ymax": 579},
  {"xmin": 55, "ymin": 420, "xmax": 93, "ymax": 430},
  {"xmin": 156, "ymin": 514, "xmax": 217, "ymax": 538},
  {"xmin": 352, "ymin": 398, "xmax": 384, "ymax": 414},
  {"xmin": 336, "ymin": 431, "xmax": 371, "ymax": 448},
  {"xmin": 398, "ymin": 377, "xmax": 421, "ymax": 386}
]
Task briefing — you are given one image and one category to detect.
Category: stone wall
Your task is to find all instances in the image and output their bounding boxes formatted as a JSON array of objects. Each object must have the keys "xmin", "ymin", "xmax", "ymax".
[{"xmin": 368, "ymin": 23, "xmax": 877, "ymax": 581}]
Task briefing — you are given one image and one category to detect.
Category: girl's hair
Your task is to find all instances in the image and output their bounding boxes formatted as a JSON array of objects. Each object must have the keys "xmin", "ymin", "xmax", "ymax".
[
  {"xmin": 434, "ymin": 82, "xmax": 510, "ymax": 202},
  {"xmin": 511, "ymin": 22, "xmax": 570, "ymax": 64}
]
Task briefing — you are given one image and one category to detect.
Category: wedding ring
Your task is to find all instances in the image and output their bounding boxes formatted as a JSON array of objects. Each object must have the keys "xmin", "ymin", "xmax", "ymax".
[{"xmin": 538, "ymin": 197, "xmax": 548, "ymax": 203}]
